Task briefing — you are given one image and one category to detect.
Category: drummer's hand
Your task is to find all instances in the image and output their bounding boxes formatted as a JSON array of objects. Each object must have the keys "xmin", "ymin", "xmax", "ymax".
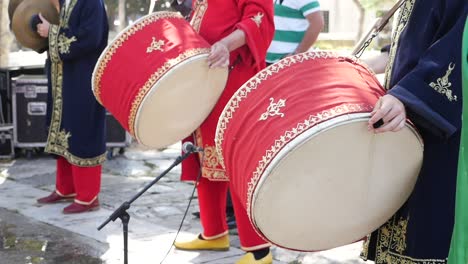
[
  {"xmin": 37, "ymin": 13, "xmax": 50, "ymax": 38},
  {"xmin": 208, "ymin": 42, "xmax": 230, "ymax": 68},
  {"xmin": 368, "ymin": 94, "xmax": 406, "ymax": 133}
]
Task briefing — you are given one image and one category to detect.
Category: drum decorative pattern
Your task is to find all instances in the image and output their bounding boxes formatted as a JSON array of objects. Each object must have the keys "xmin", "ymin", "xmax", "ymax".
[
  {"xmin": 215, "ymin": 50, "xmax": 385, "ymax": 224},
  {"xmin": 92, "ymin": 11, "xmax": 211, "ymax": 138}
]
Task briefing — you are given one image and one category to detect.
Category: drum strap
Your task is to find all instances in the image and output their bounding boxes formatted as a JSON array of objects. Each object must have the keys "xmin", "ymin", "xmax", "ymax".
[
  {"xmin": 148, "ymin": 0, "xmax": 156, "ymax": 15},
  {"xmin": 351, "ymin": 0, "xmax": 406, "ymax": 57}
]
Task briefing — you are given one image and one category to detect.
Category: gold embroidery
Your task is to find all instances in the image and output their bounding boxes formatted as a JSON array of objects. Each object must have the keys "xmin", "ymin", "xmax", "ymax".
[
  {"xmin": 61, "ymin": 0, "xmax": 78, "ymax": 29},
  {"xmin": 372, "ymin": 216, "xmax": 447, "ymax": 264},
  {"xmin": 129, "ymin": 48, "xmax": 210, "ymax": 138},
  {"xmin": 190, "ymin": 0, "xmax": 208, "ymax": 33},
  {"xmin": 384, "ymin": 0, "xmax": 416, "ymax": 89},
  {"xmin": 215, "ymin": 51, "xmax": 363, "ymax": 168},
  {"xmin": 246, "ymin": 103, "xmax": 373, "ymax": 217},
  {"xmin": 214, "ymin": 51, "xmax": 379, "ymax": 216},
  {"xmin": 56, "ymin": 130, "xmax": 71, "ymax": 149},
  {"xmin": 92, "ymin": 12, "xmax": 185, "ymax": 104},
  {"xmin": 195, "ymin": 129, "xmax": 228, "ymax": 181},
  {"xmin": 251, "ymin": 12, "xmax": 264, "ymax": 27},
  {"xmin": 58, "ymin": 34, "xmax": 77, "ymax": 54},
  {"xmin": 360, "ymin": 234, "xmax": 371, "ymax": 260},
  {"xmin": 259, "ymin": 98, "xmax": 286, "ymax": 120},
  {"xmin": 392, "ymin": 217, "xmax": 408, "ymax": 254},
  {"xmin": 146, "ymin": 37, "xmax": 165, "ymax": 53},
  {"xmin": 201, "ymin": 145, "xmax": 228, "ymax": 181},
  {"xmin": 45, "ymin": 22, "xmax": 106, "ymax": 167},
  {"xmin": 49, "ymin": 25, "xmax": 61, "ymax": 63},
  {"xmin": 429, "ymin": 63, "xmax": 457, "ymax": 101}
]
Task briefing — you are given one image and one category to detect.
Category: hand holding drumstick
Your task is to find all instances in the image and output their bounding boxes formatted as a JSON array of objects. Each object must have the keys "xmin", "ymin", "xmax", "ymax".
[{"xmin": 368, "ymin": 94, "xmax": 406, "ymax": 133}]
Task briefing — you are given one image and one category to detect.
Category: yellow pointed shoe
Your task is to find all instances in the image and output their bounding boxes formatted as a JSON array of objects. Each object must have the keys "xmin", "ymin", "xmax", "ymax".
[
  {"xmin": 174, "ymin": 234, "xmax": 230, "ymax": 251},
  {"xmin": 235, "ymin": 252, "xmax": 273, "ymax": 264}
]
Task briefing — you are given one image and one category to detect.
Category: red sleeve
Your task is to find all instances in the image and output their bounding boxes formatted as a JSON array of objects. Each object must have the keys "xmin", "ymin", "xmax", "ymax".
[{"xmin": 235, "ymin": 0, "xmax": 274, "ymax": 71}]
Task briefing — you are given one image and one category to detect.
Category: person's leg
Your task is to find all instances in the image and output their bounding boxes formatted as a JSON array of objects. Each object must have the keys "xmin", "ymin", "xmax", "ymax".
[
  {"xmin": 174, "ymin": 176, "xmax": 230, "ymax": 250},
  {"xmin": 226, "ymin": 189, "xmax": 237, "ymax": 229},
  {"xmin": 230, "ymin": 186, "xmax": 272, "ymax": 264},
  {"xmin": 37, "ymin": 156, "xmax": 75, "ymax": 203},
  {"xmin": 197, "ymin": 176, "xmax": 229, "ymax": 238},
  {"xmin": 62, "ymin": 164, "xmax": 101, "ymax": 214},
  {"xmin": 55, "ymin": 156, "xmax": 75, "ymax": 195}
]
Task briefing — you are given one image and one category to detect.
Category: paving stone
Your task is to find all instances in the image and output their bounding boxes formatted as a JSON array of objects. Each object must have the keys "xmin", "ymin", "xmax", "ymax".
[{"xmin": 0, "ymin": 143, "xmax": 368, "ymax": 264}]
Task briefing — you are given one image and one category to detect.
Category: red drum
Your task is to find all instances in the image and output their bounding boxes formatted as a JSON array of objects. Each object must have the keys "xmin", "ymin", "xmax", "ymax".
[
  {"xmin": 92, "ymin": 12, "xmax": 228, "ymax": 148},
  {"xmin": 215, "ymin": 51, "xmax": 423, "ymax": 251}
]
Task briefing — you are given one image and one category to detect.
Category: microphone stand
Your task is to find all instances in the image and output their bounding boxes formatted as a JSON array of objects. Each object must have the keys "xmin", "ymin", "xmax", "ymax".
[{"xmin": 97, "ymin": 150, "xmax": 195, "ymax": 264}]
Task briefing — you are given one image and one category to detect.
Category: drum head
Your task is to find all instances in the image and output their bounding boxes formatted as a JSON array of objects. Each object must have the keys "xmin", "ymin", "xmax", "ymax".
[
  {"xmin": 251, "ymin": 114, "xmax": 423, "ymax": 251},
  {"xmin": 135, "ymin": 54, "xmax": 228, "ymax": 148}
]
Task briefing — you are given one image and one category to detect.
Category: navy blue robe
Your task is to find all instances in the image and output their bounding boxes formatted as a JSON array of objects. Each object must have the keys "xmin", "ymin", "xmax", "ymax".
[
  {"xmin": 46, "ymin": 0, "xmax": 109, "ymax": 166},
  {"xmin": 362, "ymin": 1, "xmax": 468, "ymax": 263}
]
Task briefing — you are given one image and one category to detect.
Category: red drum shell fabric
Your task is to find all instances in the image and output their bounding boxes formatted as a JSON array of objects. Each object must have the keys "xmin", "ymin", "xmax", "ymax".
[
  {"xmin": 216, "ymin": 51, "xmax": 385, "ymax": 217},
  {"xmin": 93, "ymin": 12, "xmax": 211, "ymax": 136}
]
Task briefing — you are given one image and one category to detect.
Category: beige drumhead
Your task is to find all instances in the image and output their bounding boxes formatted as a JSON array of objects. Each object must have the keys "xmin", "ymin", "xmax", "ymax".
[
  {"xmin": 251, "ymin": 113, "xmax": 423, "ymax": 251},
  {"xmin": 135, "ymin": 54, "xmax": 228, "ymax": 148}
]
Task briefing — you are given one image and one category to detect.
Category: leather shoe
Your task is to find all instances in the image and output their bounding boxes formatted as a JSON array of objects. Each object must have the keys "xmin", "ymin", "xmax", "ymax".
[
  {"xmin": 62, "ymin": 199, "xmax": 100, "ymax": 214},
  {"xmin": 37, "ymin": 191, "xmax": 75, "ymax": 204},
  {"xmin": 235, "ymin": 252, "xmax": 273, "ymax": 264},
  {"xmin": 174, "ymin": 234, "xmax": 229, "ymax": 251}
]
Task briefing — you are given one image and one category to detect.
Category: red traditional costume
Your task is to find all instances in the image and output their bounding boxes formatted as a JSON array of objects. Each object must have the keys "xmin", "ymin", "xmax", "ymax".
[
  {"xmin": 180, "ymin": 0, "xmax": 274, "ymax": 251},
  {"xmin": 38, "ymin": 0, "xmax": 108, "ymax": 213}
]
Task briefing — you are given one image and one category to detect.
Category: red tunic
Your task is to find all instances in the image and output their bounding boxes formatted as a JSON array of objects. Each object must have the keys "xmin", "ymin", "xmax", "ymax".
[{"xmin": 181, "ymin": 0, "xmax": 274, "ymax": 182}]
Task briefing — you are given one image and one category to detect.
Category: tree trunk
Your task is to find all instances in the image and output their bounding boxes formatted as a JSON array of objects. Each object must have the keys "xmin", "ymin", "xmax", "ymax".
[
  {"xmin": 0, "ymin": 0, "xmax": 12, "ymax": 66},
  {"xmin": 351, "ymin": 0, "xmax": 366, "ymax": 42},
  {"xmin": 118, "ymin": 0, "xmax": 126, "ymax": 32}
]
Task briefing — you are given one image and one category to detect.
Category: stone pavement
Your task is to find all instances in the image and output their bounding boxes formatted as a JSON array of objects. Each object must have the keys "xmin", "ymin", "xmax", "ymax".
[{"xmin": 0, "ymin": 142, "xmax": 368, "ymax": 264}]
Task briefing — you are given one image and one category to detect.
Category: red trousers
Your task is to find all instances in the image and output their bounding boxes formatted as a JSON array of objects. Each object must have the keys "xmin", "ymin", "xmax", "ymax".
[
  {"xmin": 55, "ymin": 157, "xmax": 101, "ymax": 205},
  {"xmin": 197, "ymin": 176, "xmax": 270, "ymax": 251}
]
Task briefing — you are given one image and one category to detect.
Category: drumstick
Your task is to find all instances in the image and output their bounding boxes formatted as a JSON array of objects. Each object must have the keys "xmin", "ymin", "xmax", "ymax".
[
  {"xmin": 372, "ymin": 98, "xmax": 384, "ymax": 129},
  {"xmin": 351, "ymin": 0, "xmax": 405, "ymax": 56},
  {"xmin": 148, "ymin": 0, "xmax": 156, "ymax": 15}
]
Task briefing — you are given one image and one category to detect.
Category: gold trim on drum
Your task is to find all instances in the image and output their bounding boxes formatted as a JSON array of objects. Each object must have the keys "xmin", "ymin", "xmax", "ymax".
[
  {"xmin": 92, "ymin": 11, "xmax": 184, "ymax": 104},
  {"xmin": 250, "ymin": 112, "xmax": 423, "ymax": 245},
  {"xmin": 216, "ymin": 51, "xmax": 352, "ymax": 168},
  {"xmin": 248, "ymin": 107, "xmax": 372, "ymax": 218},
  {"xmin": 129, "ymin": 48, "xmax": 211, "ymax": 137}
]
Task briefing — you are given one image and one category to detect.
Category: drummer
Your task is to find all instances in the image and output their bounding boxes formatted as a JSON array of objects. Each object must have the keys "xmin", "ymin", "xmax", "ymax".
[
  {"xmin": 35, "ymin": 0, "xmax": 109, "ymax": 214},
  {"xmin": 363, "ymin": 1, "xmax": 467, "ymax": 262},
  {"xmin": 173, "ymin": 0, "xmax": 275, "ymax": 264}
]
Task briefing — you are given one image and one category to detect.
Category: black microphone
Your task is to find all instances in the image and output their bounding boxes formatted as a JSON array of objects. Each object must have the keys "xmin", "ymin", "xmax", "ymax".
[{"xmin": 182, "ymin": 142, "xmax": 203, "ymax": 153}]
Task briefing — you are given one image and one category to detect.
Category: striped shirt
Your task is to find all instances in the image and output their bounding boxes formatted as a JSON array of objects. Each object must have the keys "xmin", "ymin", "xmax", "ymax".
[{"xmin": 266, "ymin": 0, "xmax": 321, "ymax": 63}]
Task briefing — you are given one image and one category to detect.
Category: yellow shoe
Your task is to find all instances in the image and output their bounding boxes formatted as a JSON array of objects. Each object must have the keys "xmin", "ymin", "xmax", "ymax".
[
  {"xmin": 235, "ymin": 252, "xmax": 273, "ymax": 264},
  {"xmin": 174, "ymin": 234, "xmax": 230, "ymax": 251}
]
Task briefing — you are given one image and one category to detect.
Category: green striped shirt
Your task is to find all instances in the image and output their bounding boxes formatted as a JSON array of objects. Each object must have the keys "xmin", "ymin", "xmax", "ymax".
[{"xmin": 266, "ymin": 0, "xmax": 321, "ymax": 63}]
